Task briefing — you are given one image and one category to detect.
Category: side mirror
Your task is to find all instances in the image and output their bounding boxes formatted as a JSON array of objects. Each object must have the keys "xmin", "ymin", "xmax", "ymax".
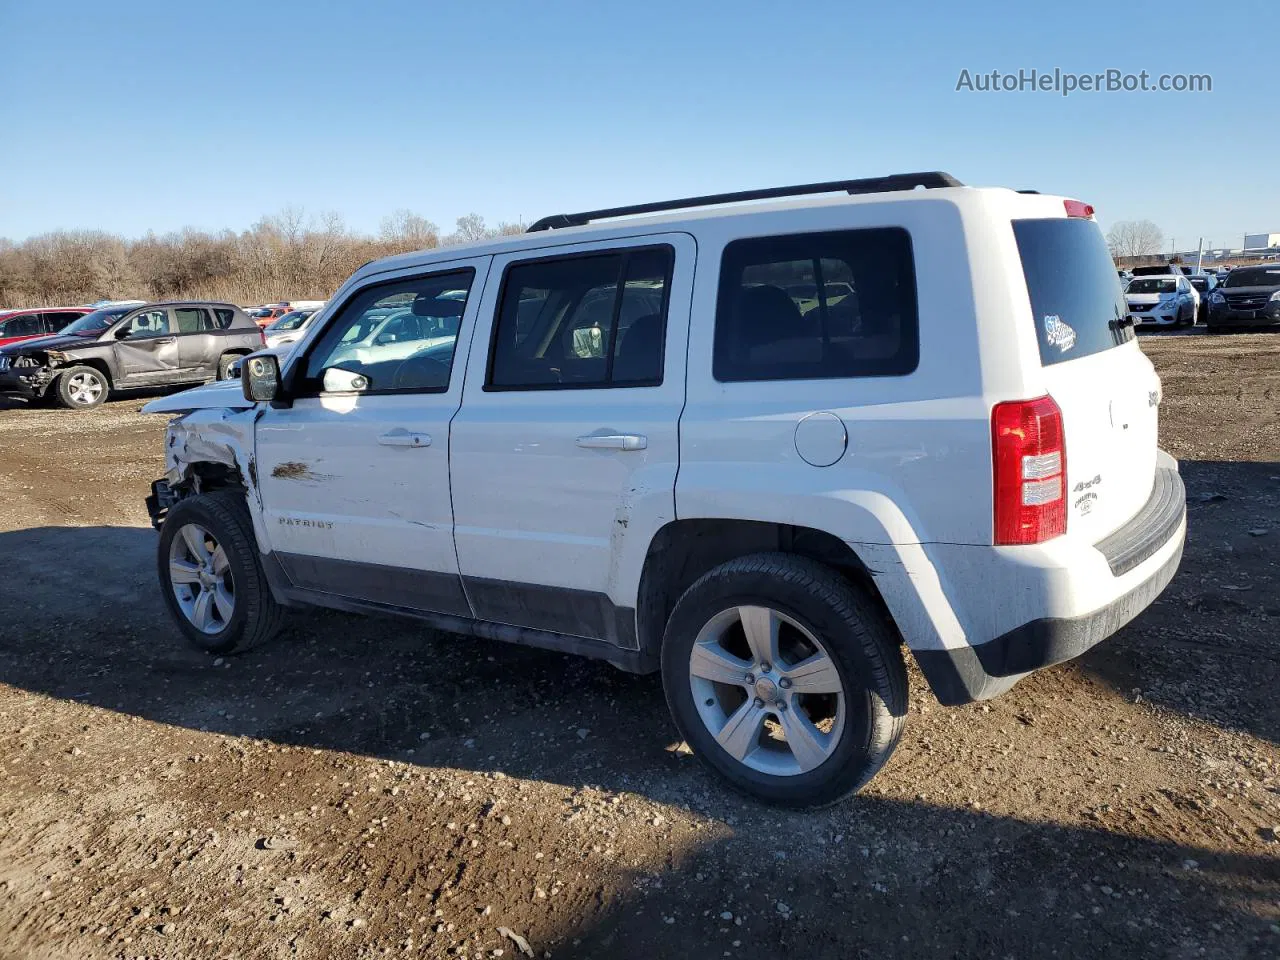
[
  {"xmin": 322, "ymin": 366, "xmax": 370, "ymax": 393},
  {"xmin": 114, "ymin": 326, "xmax": 132, "ymax": 340},
  {"xmin": 242, "ymin": 353, "xmax": 282, "ymax": 402}
]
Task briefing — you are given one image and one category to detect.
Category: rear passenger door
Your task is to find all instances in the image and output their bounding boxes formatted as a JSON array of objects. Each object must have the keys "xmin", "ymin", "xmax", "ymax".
[
  {"xmin": 173, "ymin": 306, "xmax": 218, "ymax": 378},
  {"xmin": 449, "ymin": 234, "xmax": 693, "ymax": 644}
]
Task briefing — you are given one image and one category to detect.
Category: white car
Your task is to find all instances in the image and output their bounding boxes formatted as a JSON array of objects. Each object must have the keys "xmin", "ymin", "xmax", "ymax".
[
  {"xmin": 1125, "ymin": 274, "xmax": 1198, "ymax": 327},
  {"xmin": 263, "ymin": 309, "xmax": 320, "ymax": 350},
  {"xmin": 143, "ymin": 174, "xmax": 1185, "ymax": 807}
]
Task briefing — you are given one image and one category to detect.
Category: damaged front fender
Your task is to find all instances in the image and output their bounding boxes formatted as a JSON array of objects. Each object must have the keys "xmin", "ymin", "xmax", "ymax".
[{"xmin": 152, "ymin": 406, "xmax": 271, "ymax": 551}]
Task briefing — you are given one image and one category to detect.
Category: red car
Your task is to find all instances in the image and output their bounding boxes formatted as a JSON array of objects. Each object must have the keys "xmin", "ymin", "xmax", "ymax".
[
  {"xmin": 247, "ymin": 305, "xmax": 290, "ymax": 328},
  {"xmin": 0, "ymin": 307, "xmax": 91, "ymax": 348}
]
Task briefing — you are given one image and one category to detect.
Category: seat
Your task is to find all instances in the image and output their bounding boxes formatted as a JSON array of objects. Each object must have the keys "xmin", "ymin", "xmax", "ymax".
[
  {"xmin": 613, "ymin": 313, "xmax": 663, "ymax": 382},
  {"xmin": 732, "ymin": 285, "xmax": 819, "ymax": 364}
]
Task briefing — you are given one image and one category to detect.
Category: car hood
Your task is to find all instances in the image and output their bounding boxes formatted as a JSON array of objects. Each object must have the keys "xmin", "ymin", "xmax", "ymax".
[
  {"xmin": 0, "ymin": 333, "xmax": 100, "ymax": 355},
  {"xmin": 142, "ymin": 378, "xmax": 256, "ymax": 414}
]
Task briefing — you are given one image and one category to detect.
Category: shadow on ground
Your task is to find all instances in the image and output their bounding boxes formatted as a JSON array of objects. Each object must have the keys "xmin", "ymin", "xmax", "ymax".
[{"xmin": 1079, "ymin": 460, "xmax": 1280, "ymax": 747}]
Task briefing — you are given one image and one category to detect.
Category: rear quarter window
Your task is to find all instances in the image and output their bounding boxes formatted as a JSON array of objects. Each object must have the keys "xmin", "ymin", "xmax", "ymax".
[
  {"xmin": 1013, "ymin": 218, "xmax": 1133, "ymax": 366},
  {"xmin": 713, "ymin": 227, "xmax": 919, "ymax": 382}
]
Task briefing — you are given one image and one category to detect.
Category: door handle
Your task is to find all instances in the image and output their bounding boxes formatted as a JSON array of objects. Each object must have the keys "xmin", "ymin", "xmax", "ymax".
[
  {"xmin": 155, "ymin": 337, "xmax": 176, "ymax": 344},
  {"xmin": 378, "ymin": 430, "xmax": 432, "ymax": 448},
  {"xmin": 575, "ymin": 433, "xmax": 647, "ymax": 451}
]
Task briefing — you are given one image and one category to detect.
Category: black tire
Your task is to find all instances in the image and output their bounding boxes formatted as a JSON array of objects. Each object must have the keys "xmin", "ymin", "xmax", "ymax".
[
  {"xmin": 217, "ymin": 354, "xmax": 241, "ymax": 381},
  {"xmin": 157, "ymin": 490, "xmax": 286, "ymax": 655},
  {"xmin": 54, "ymin": 365, "xmax": 109, "ymax": 409},
  {"xmin": 661, "ymin": 553, "xmax": 907, "ymax": 808}
]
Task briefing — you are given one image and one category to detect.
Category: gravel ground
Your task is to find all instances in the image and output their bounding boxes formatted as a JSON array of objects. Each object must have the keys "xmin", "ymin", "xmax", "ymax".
[{"xmin": 0, "ymin": 333, "xmax": 1277, "ymax": 960}]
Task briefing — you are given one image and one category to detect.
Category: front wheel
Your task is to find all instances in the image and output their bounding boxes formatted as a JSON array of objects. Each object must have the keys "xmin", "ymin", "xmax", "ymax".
[
  {"xmin": 158, "ymin": 490, "xmax": 286, "ymax": 654},
  {"xmin": 661, "ymin": 553, "xmax": 907, "ymax": 807},
  {"xmin": 54, "ymin": 365, "xmax": 109, "ymax": 409}
]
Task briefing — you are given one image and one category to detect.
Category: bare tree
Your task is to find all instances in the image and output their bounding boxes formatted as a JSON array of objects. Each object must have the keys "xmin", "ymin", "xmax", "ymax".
[
  {"xmin": 449, "ymin": 213, "xmax": 491, "ymax": 245},
  {"xmin": 379, "ymin": 210, "xmax": 440, "ymax": 252},
  {"xmin": 1107, "ymin": 220, "xmax": 1165, "ymax": 259}
]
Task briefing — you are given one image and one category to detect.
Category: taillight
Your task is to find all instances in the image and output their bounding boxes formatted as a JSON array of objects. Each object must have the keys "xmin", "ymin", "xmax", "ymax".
[
  {"xmin": 1064, "ymin": 199, "xmax": 1095, "ymax": 219},
  {"xmin": 992, "ymin": 396, "xmax": 1066, "ymax": 545}
]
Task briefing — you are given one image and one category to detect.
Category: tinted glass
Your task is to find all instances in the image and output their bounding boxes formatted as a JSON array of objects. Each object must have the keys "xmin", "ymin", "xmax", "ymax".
[
  {"xmin": 213, "ymin": 308, "xmax": 235, "ymax": 329},
  {"xmin": 173, "ymin": 307, "xmax": 211, "ymax": 333},
  {"xmin": 301, "ymin": 270, "xmax": 474, "ymax": 394},
  {"xmin": 43, "ymin": 311, "xmax": 85, "ymax": 329},
  {"xmin": 1013, "ymin": 218, "xmax": 1133, "ymax": 366},
  {"xmin": 713, "ymin": 229, "xmax": 917, "ymax": 382},
  {"xmin": 1189, "ymin": 278, "xmax": 1208, "ymax": 292},
  {"xmin": 1224, "ymin": 266, "xmax": 1280, "ymax": 288},
  {"xmin": 0, "ymin": 314, "xmax": 42, "ymax": 337},
  {"xmin": 488, "ymin": 247, "xmax": 672, "ymax": 389}
]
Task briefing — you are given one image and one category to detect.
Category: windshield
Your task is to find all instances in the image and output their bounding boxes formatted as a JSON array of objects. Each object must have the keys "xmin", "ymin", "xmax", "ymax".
[
  {"xmin": 59, "ymin": 307, "xmax": 130, "ymax": 336},
  {"xmin": 1189, "ymin": 278, "xmax": 1209, "ymax": 292},
  {"xmin": 268, "ymin": 310, "xmax": 313, "ymax": 333},
  {"xmin": 1127, "ymin": 278, "xmax": 1177, "ymax": 294},
  {"xmin": 1013, "ymin": 217, "xmax": 1132, "ymax": 366},
  {"xmin": 1223, "ymin": 266, "xmax": 1280, "ymax": 288}
]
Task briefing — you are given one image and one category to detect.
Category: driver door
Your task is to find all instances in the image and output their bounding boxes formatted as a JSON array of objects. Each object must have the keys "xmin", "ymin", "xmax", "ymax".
[
  {"xmin": 254, "ymin": 257, "xmax": 489, "ymax": 616},
  {"xmin": 114, "ymin": 308, "xmax": 180, "ymax": 381}
]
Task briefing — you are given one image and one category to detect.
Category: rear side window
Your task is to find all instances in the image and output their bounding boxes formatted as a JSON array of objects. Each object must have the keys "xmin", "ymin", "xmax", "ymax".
[
  {"xmin": 488, "ymin": 246, "xmax": 672, "ymax": 390},
  {"xmin": 212, "ymin": 308, "xmax": 235, "ymax": 329},
  {"xmin": 174, "ymin": 307, "xmax": 211, "ymax": 333},
  {"xmin": 1014, "ymin": 218, "xmax": 1133, "ymax": 365},
  {"xmin": 713, "ymin": 228, "xmax": 918, "ymax": 382},
  {"xmin": 1, "ymin": 314, "xmax": 43, "ymax": 337}
]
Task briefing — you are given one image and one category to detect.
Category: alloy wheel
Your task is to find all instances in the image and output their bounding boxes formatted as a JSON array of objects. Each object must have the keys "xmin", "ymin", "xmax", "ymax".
[
  {"xmin": 67, "ymin": 371, "xmax": 104, "ymax": 405},
  {"xmin": 168, "ymin": 523, "xmax": 235, "ymax": 634},
  {"xmin": 688, "ymin": 605, "xmax": 846, "ymax": 776}
]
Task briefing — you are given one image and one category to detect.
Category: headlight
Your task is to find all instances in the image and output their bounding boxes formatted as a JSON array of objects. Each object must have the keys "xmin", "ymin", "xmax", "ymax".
[
  {"xmin": 1270, "ymin": 290, "xmax": 1280, "ymax": 302},
  {"xmin": 1210, "ymin": 290, "xmax": 1225, "ymax": 303}
]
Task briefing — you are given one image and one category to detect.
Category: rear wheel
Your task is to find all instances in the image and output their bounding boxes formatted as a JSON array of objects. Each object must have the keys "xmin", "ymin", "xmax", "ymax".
[
  {"xmin": 158, "ymin": 490, "xmax": 286, "ymax": 654},
  {"xmin": 217, "ymin": 354, "xmax": 241, "ymax": 380},
  {"xmin": 54, "ymin": 365, "xmax": 109, "ymax": 409},
  {"xmin": 661, "ymin": 553, "xmax": 907, "ymax": 807}
]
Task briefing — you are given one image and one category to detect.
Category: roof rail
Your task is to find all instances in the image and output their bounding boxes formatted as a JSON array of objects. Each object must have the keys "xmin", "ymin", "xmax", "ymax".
[{"xmin": 526, "ymin": 171, "xmax": 964, "ymax": 232}]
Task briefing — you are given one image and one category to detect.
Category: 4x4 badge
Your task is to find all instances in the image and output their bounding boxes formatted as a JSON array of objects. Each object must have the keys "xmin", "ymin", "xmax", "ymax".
[{"xmin": 1043, "ymin": 314, "xmax": 1077, "ymax": 352}]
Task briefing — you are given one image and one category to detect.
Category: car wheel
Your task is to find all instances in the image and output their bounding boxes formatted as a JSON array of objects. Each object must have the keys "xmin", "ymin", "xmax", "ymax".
[
  {"xmin": 157, "ymin": 490, "xmax": 286, "ymax": 655},
  {"xmin": 217, "ymin": 354, "xmax": 241, "ymax": 381},
  {"xmin": 54, "ymin": 365, "xmax": 109, "ymax": 409},
  {"xmin": 661, "ymin": 553, "xmax": 907, "ymax": 807}
]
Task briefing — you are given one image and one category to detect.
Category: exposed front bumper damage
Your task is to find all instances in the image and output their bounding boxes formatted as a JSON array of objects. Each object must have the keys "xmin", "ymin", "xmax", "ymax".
[
  {"xmin": 149, "ymin": 406, "xmax": 269, "ymax": 548},
  {"xmin": 0, "ymin": 362, "xmax": 55, "ymax": 397}
]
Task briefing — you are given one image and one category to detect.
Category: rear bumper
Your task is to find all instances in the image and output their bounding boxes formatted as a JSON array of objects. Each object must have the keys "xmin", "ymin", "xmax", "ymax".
[{"xmin": 914, "ymin": 459, "xmax": 1186, "ymax": 705}]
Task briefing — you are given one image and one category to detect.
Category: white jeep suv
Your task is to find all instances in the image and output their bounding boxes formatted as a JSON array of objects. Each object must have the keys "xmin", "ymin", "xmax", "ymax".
[{"xmin": 144, "ymin": 173, "xmax": 1186, "ymax": 806}]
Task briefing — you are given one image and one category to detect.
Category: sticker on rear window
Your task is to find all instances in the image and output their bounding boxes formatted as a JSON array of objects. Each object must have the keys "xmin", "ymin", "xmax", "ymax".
[{"xmin": 1043, "ymin": 314, "xmax": 1077, "ymax": 352}]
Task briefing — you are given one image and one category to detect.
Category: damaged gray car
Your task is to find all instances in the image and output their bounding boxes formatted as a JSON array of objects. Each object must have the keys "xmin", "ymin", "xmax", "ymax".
[{"xmin": 0, "ymin": 301, "xmax": 265, "ymax": 409}]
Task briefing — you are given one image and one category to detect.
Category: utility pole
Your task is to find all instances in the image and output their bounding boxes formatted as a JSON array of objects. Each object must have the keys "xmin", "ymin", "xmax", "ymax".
[{"xmin": 1195, "ymin": 237, "xmax": 1204, "ymax": 274}]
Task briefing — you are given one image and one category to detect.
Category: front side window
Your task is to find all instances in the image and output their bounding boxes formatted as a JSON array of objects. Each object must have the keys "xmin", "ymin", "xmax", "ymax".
[
  {"xmin": 0, "ymin": 314, "xmax": 43, "ymax": 337},
  {"xmin": 714, "ymin": 228, "xmax": 918, "ymax": 382},
  {"xmin": 488, "ymin": 246, "xmax": 672, "ymax": 390},
  {"xmin": 125, "ymin": 309, "xmax": 171, "ymax": 338},
  {"xmin": 300, "ymin": 269, "xmax": 474, "ymax": 394}
]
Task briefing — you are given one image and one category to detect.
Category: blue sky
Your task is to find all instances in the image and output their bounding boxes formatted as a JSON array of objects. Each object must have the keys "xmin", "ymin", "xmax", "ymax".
[{"xmin": 1, "ymin": 0, "xmax": 1273, "ymax": 250}]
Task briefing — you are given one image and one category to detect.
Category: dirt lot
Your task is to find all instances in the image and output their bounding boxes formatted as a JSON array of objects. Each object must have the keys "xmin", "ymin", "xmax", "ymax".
[{"xmin": 0, "ymin": 333, "xmax": 1277, "ymax": 960}]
